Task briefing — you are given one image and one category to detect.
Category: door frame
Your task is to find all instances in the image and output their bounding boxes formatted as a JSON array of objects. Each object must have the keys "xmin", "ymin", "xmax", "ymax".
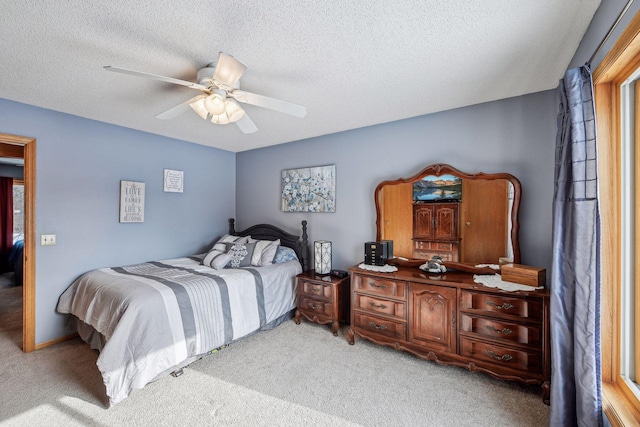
[{"xmin": 0, "ymin": 133, "xmax": 36, "ymax": 352}]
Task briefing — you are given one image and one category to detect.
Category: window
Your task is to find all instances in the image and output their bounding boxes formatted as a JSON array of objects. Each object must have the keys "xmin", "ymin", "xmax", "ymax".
[
  {"xmin": 619, "ymin": 68, "xmax": 639, "ymax": 396},
  {"xmin": 594, "ymin": 10, "xmax": 640, "ymax": 425},
  {"xmin": 13, "ymin": 178, "xmax": 23, "ymax": 242}
]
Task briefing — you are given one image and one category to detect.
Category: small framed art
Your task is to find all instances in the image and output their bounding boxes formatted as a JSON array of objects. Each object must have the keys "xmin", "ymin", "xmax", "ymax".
[{"xmin": 163, "ymin": 169, "xmax": 184, "ymax": 193}]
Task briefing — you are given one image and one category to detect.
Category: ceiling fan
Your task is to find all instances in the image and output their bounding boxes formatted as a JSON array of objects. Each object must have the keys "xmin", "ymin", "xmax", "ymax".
[{"xmin": 104, "ymin": 52, "xmax": 307, "ymax": 134}]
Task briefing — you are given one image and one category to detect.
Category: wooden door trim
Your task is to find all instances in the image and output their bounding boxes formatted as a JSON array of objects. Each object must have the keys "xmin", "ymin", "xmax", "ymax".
[{"xmin": 0, "ymin": 133, "xmax": 35, "ymax": 352}]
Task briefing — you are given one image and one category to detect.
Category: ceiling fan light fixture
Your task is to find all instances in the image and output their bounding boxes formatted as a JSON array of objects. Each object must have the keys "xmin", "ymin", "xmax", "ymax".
[
  {"xmin": 213, "ymin": 52, "xmax": 247, "ymax": 87},
  {"xmin": 204, "ymin": 93, "xmax": 226, "ymax": 115},
  {"xmin": 225, "ymin": 98, "xmax": 245, "ymax": 123},
  {"xmin": 211, "ymin": 112, "xmax": 230, "ymax": 125},
  {"xmin": 189, "ymin": 95, "xmax": 208, "ymax": 119}
]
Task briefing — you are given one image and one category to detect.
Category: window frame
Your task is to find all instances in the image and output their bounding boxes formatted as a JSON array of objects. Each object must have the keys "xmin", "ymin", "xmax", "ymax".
[
  {"xmin": 594, "ymin": 9, "xmax": 640, "ymax": 426},
  {"xmin": 12, "ymin": 178, "xmax": 24, "ymax": 240}
]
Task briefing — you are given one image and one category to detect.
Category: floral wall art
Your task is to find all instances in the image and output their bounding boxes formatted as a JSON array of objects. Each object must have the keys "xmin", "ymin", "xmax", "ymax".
[{"xmin": 281, "ymin": 165, "xmax": 336, "ymax": 212}]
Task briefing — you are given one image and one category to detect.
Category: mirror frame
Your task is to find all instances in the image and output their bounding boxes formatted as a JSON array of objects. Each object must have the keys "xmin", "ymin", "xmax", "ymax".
[{"xmin": 375, "ymin": 163, "xmax": 522, "ymax": 264}]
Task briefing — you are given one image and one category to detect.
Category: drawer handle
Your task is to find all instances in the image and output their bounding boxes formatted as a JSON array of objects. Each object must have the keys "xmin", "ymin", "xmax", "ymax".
[
  {"xmin": 308, "ymin": 302, "xmax": 323, "ymax": 310},
  {"xmin": 369, "ymin": 302, "xmax": 388, "ymax": 310},
  {"xmin": 310, "ymin": 287, "xmax": 322, "ymax": 294},
  {"xmin": 486, "ymin": 325, "xmax": 514, "ymax": 335},
  {"xmin": 485, "ymin": 350, "xmax": 513, "ymax": 362},
  {"xmin": 368, "ymin": 321, "xmax": 388, "ymax": 331},
  {"xmin": 368, "ymin": 282, "xmax": 388, "ymax": 290},
  {"xmin": 485, "ymin": 300, "xmax": 514, "ymax": 310}
]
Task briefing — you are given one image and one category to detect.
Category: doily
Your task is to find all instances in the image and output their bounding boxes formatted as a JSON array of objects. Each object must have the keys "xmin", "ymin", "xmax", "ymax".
[
  {"xmin": 358, "ymin": 263, "xmax": 398, "ymax": 273},
  {"xmin": 473, "ymin": 274, "xmax": 543, "ymax": 292}
]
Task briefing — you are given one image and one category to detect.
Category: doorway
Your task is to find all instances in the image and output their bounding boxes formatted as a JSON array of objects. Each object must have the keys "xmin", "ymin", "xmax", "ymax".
[{"xmin": 0, "ymin": 133, "xmax": 35, "ymax": 352}]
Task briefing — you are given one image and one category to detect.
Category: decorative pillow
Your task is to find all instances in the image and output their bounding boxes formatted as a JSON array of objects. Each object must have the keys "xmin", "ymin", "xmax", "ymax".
[
  {"xmin": 201, "ymin": 249, "xmax": 232, "ymax": 270},
  {"xmin": 225, "ymin": 241, "xmax": 257, "ymax": 268},
  {"xmin": 250, "ymin": 239, "xmax": 280, "ymax": 266},
  {"xmin": 210, "ymin": 234, "xmax": 249, "ymax": 252},
  {"xmin": 273, "ymin": 246, "xmax": 299, "ymax": 264}
]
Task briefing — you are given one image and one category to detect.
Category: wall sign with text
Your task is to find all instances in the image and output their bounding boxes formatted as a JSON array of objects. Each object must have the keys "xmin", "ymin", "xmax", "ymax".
[
  {"xmin": 163, "ymin": 169, "xmax": 184, "ymax": 193},
  {"xmin": 119, "ymin": 180, "xmax": 145, "ymax": 223}
]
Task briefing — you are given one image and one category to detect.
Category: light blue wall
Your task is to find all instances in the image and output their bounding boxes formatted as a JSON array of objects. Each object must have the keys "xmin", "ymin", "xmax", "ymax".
[
  {"xmin": 236, "ymin": 90, "xmax": 557, "ymax": 272},
  {"xmin": 0, "ymin": 98, "xmax": 236, "ymax": 344}
]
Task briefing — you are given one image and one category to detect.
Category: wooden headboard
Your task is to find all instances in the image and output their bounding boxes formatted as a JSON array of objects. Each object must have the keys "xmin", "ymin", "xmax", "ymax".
[{"xmin": 228, "ymin": 218, "xmax": 310, "ymax": 271}]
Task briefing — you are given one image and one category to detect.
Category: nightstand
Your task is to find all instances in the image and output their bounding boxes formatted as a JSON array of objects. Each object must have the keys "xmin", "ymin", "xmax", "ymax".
[{"xmin": 294, "ymin": 270, "xmax": 350, "ymax": 336}]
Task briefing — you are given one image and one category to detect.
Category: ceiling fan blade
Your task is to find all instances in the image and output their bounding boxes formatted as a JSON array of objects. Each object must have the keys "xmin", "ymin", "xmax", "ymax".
[
  {"xmin": 155, "ymin": 95, "xmax": 204, "ymax": 120},
  {"xmin": 230, "ymin": 90, "xmax": 307, "ymax": 118},
  {"xmin": 235, "ymin": 114, "xmax": 258, "ymax": 134},
  {"xmin": 104, "ymin": 66, "xmax": 208, "ymax": 91},
  {"xmin": 212, "ymin": 52, "xmax": 247, "ymax": 87}
]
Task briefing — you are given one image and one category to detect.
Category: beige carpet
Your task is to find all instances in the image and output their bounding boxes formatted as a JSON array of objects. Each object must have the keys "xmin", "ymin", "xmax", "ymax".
[{"xmin": 0, "ymin": 286, "xmax": 549, "ymax": 426}]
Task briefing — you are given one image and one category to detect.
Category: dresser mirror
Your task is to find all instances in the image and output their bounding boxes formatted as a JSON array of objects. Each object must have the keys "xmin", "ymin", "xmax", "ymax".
[{"xmin": 375, "ymin": 163, "xmax": 522, "ymax": 264}]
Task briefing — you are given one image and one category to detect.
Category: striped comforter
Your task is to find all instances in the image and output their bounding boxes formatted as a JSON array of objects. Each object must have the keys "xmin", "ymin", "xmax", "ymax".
[{"xmin": 57, "ymin": 256, "xmax": 301, "ymax": 406}]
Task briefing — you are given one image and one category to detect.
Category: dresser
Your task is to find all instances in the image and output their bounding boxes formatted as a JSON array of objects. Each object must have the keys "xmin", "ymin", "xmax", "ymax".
[{"xmin": 348, "ymin": 265, "xmax": 550, "ymax": 403}]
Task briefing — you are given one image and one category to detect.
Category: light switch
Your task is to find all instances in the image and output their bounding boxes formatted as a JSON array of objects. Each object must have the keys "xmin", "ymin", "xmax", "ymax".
[{"xmin": 40, "ymin": 234, "xmax": 56, "ymax": 246}]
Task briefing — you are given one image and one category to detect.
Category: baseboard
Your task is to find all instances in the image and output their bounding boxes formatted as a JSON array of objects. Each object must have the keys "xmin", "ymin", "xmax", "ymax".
[{"xmin": 33, "ymin": 332, "xmax": 79, "ymax": 350}]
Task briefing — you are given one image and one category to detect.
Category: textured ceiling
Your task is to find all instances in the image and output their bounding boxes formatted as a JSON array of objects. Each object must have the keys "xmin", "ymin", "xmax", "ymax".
[{"xmin": 1, "ymin": 1, "xmax": 600, "ymax": 153}]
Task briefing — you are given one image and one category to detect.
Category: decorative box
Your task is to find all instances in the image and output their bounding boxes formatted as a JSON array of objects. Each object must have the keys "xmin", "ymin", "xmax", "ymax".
[
  {"xmin": 500, "ymin": 263, "xmax": 546, "ymax": 287},
  {"xmin": 364, "ymin": 241, "xmax": 392, "ymax": 266}
]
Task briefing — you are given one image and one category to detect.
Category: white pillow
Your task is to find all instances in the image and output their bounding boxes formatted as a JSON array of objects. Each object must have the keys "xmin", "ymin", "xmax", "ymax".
[
  {"xmin": 202, "ymin": 249, "xmax": 232, "ymax": 270},
  {"xmin": 250, "ymin": 239, "xmax": 280, "ymax": 266}
]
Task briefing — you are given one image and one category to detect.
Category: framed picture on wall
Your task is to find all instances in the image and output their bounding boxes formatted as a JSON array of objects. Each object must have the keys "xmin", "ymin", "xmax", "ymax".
[
  {"xmin": 281, "ymin": 164, "xmax": 336, "ymax": 212},
  {"xmin": 119, "ymin": 180, "xmax": 145, "ymax": 223},
  {"xmin": 163, "ymin": 169, "xmax": 184, "ymax": 193}
]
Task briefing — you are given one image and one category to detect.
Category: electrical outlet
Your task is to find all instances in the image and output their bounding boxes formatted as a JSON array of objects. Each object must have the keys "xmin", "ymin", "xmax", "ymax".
[{"xmin": 40, "ymin": 234, "xmax": 56, "ymax": 246}]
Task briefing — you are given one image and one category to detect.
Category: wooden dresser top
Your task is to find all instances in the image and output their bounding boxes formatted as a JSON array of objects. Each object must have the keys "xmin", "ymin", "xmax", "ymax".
[{"xmin": 349, "ymin": 264, "xmax": 550, "ymax": 298}]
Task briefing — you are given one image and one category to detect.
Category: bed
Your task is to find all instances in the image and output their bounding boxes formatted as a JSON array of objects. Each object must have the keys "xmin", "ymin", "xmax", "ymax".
[{"xmin": 56, "ymin": 219, "xmax": 309, "ymax": 406}]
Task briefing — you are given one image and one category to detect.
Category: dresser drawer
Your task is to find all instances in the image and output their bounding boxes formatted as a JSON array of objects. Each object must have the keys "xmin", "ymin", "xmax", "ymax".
[
  {"xmin": 460, "ymin": 314, "xmax": 541, "ymax": 348},
  {"xmin": 299, "ymin": 296, "xmax": 333, "ymax": 318},
  {"xmin": 353, "ymin": 312, "xmax": 406, "ymax": 341},
  {"xmin": 353, "ymin": 274, "xmax": 406, "ymax": 299},
  {"xmin": 460, "ymin": 290, "xmax": 543, "ymax": 321},
  {"xmin": 354, "ymin": 294, "xmax": 406, "ymax": 319},
  {"xmin": 460, "ymin": 338, "xmax": 542, "ymax": 374},
  {"xmin": 300, "ymin": 281, "xmax": 333, "ymax": 300}
]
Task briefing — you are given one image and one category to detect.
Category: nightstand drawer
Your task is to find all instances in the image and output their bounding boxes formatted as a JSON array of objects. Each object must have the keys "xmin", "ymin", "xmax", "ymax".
[
  {"xmin": 353, "ymin": 274, "xmax": 406, "ymax": 299},
  {"xmin": 460, "ymin": 338, "xmax": 542, "ymax": 374},
  {"xmin": 354, "ymin": 294, "xmax": 405, "ymax": 319},
  {"xmin": 460, "ymin": 290, "xmax": 542, "ymax": 321},
  {"xmin": 353, "ymin": 312, "xmax": 406, "ymax": 341},
  {"xmin": 301, "ymin": 281, "xmax": 333, "ymax": 300},
  {"xmin": 299, "ymin": 296, "xmax": 333, "ymax": 318},
  {"xmin": 460, "ymin": 314, "xmax": 541, "ymax": 348}
]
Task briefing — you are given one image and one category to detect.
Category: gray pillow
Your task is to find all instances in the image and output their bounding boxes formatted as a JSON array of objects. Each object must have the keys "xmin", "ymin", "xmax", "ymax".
[{"xmin": 225, "ymin": 241, "xmax": 256, "ymax": 268}]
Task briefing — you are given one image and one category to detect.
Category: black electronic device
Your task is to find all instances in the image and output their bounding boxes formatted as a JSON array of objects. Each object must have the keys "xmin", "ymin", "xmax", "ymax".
[{"xmin": 330, "ymin": 269, "xmax": 349, "ymax": 278}]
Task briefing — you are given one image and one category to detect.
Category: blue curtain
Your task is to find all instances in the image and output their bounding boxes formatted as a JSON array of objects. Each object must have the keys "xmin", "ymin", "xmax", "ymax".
[{"xmin": 549, "ymin": 65, "xmax": 602, "ymax": 426}]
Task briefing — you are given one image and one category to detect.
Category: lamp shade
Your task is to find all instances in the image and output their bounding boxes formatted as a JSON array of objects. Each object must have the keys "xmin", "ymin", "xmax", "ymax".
[
  {"xmin": 204, "ymin": 93, "xmax": 226, "ymax": 115},
  {"xmin": 314, "ymin": 241, "xmax": 332, "ymax": 275},
  {"xmin": 225, "ymin": 98, "xmax": 245, "ymax": 123},
  {"xmin": 211, "ymin": 112, "xmax": 230, "ymax": 125},
  {"xmin": 213, "ymin": 52, "xmax": 248, "ymax": 87},
  {"xmin": 189, "ymin": 95, "xmax": 208, "ymax": 119}
]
